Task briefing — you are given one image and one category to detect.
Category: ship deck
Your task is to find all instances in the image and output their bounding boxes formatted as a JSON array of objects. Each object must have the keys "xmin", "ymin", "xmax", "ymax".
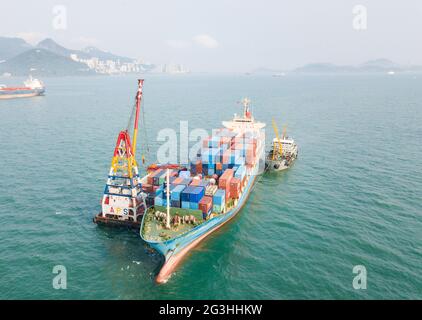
[{"xmin": 142, "ymin": 207, "xmax": 205, "ymax": 242}]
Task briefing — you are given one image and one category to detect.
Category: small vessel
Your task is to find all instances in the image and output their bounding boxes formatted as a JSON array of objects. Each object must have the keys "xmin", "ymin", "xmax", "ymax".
[
  {"xmin": 140, "ymin": 98, "xmax": 266, "ymax": 283},
  {"xmin": 265, "ymin": 119, "xmax": 298, "ymax": 171},
  {"xmin": 94, "ymin": 79, "xmax": 147, "ymax": 228},
  {"xmin": 0, "ymin": 76, "xmax": 45, "ymax": 99}
]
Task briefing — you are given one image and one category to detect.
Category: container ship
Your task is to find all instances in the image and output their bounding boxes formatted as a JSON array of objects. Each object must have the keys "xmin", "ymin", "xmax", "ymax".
[
  {"xmin": 0, "ymin": 76, "xmax": 45, "ymax": 99},
  {"xmin": 140, "ymin": 98, "xmax": 266, "ymax": 283}
]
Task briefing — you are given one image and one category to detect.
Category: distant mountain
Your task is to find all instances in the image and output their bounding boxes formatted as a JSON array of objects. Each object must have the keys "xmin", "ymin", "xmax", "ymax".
[
  {"xmin": 292, "ymin": 59, "xmax": 420, "ymax": 74},
  {"xmin": 38, "ymin": 38, "xmax": 74, "ymax": 56},
  {"xmin": 0, "ymin": 37, "xmax": 32, "ymax": 61},
  {"xmin": 82, "ymin": 46, "xmax": 133, "ymax": 63},
  {"xmin": 294, "ymin": 63, "xmax": 355, "ymax": 74},
  {"xmin": 0, "ymin": 48, "xmax": 95, "ymax": 76},
  {"xmin": 358, "ymin": 58, "xmax": 400, "ymax": 72},
  {"xmin": 36, "ymin": 38, "xmax": 134, "ymax": 63}
]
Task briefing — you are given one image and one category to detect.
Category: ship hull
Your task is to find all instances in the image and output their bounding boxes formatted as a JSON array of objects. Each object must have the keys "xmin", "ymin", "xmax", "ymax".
[
  {"xmin": 142, "ymin": 172, "xmax": 258, "ymax": 284},
  {"xmin": 94, "ymin": 212, "xmax": 141, "ymax": 229},
  {"xmin": 0, "ymin": 88, "xmax": 45, "ymax": 100}
]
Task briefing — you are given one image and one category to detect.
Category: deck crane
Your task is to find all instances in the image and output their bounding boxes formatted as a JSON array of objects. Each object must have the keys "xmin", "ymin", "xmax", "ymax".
[
  {"xmin": 94, "ymin": 79, "xmax": 146, "ymax": 227},
  {"xmin": 272, "ymin": 119, "xmax": 283, "ymax": 160}
]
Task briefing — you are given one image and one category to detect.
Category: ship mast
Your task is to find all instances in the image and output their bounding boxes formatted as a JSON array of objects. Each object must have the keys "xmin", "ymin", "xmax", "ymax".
[
  {"xmin": 242, "ymin": 97, "xmax": 251, "ymax": 118},
  {"xmin": 165, "ymin": 169, "xmax": 171, "ymax": 229}
]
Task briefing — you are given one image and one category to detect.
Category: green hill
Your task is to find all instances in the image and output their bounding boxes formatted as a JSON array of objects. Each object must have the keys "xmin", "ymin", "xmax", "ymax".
[
  {"xmin": 0, "ymin": 48, "xmax": 95, "ymax": 76},
  {"xmin": 0, "ymin": 37, "xmax": 32, "ymax": 61}
]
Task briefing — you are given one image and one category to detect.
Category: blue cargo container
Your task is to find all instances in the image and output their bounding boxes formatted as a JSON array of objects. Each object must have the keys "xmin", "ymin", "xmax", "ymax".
[
  {"xmin": 171, "ymin": 200, "xmax": 181, "ymax": 208},
  {"xmin": 154, "ymin": 187, "xmax": 163, "ymax": 197},
  {"xmin": 234, "ymin": 165, "xmax": 246, "ymax": 180},
  {"xmin": 179, "ymin": 170, "xmax": 191, "ymax": 179},
  {"xmin": 181, "ymin": 201, "xmax": 190, "ymax": 209},
  {"xmin": 213, "ymin": 189, "xmax": 226, "ymax": 206},
  {"xmin": 210, "ymin": 148, "xmax": 220, "ymax": 163},
  {"xmin": 171, "ymin": 184, "xmax": 186, "ymax": 201},
  {"xmin": 189, "ymin": 186, "xmax": 205, "ymax": 203},
  {"xmin": 163, "ymin": 184, "xmax": 176, "ymax": 198},
  {"xmin": 190, "ymin": 163, "xmax": 197, "ymax": 175},
  {"xmin": 155, "ymin": 196, "xmax": 163, "ymax": 206},
  {"xmin": 190, "ymin": 202, "xmax": 199, "ymax": 210},
  {"xmin": 181, "ymin": 185, "xmax": 196, "ymax": 202}
]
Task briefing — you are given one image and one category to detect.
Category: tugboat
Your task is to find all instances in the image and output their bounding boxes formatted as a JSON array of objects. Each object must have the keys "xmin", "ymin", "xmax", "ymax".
[
  {"xmin": 265, "ymin": 119, "xmax": 298, "ymax": 171},
  {"xmin": 0, "ymin": 75, "xmax": 45, "ymax": 99}
]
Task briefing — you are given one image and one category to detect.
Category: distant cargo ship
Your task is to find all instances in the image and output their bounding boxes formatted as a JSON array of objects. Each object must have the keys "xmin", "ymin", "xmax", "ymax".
[
  {"xmin": 0, "ymin": 76, "xmax": 45, "ymax": 99},
  {"xmin": 141, "ymin": 98, "xmax": 266, "ymax": 283}
]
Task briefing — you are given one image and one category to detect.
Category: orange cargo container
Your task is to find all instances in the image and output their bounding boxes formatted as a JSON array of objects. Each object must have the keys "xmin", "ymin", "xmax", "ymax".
[
  {"xmin": 196, "ymin": 160, "xmax": 202, "ymax": 175},
  {"xmin": 216, "ymin": 162, "xmax": 222, "ymax": 171},
  {"xmin": 218, "ymin": 169, "xmax": 234, "ymax": 189},
  {"xmin": 198, "ymin": 196, "xmax": 213, "ymax": 214},
  {"xmin": 190, "ymin": 179, "xmax": 200, "ymax": 186},
  {"xmin": 230, "ymin": 177, "xmax": 241, "ymax": 199},
  {"xmin": 172, "ymin": 177, "xmax": 184, "ymax": 185}
]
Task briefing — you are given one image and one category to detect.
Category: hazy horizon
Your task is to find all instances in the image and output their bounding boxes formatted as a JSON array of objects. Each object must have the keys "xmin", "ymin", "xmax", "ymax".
[{"xmin": 1, "ymin": 0, "xmax": 421, "ymax": 72}]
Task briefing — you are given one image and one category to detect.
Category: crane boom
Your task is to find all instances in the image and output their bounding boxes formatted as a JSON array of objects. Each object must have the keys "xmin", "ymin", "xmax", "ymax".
[
  {"xmin": 272, "ymin": 119, "xmax": 283, "ymax": 160},
  {"xmin": 132, "ymin": 79, "xmax": 144, "ymax": 156}
]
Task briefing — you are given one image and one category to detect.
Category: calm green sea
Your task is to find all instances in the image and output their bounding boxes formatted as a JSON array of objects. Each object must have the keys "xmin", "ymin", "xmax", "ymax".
[{"xmin": 0, "ymin": 74, "xmax": 421, "ymax": 299}]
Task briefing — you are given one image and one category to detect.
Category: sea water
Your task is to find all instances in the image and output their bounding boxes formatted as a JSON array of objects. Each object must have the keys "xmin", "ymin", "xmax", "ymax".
[{"xmin": 0, "ymin": 74, "xmax": 421, "ymax": 299}]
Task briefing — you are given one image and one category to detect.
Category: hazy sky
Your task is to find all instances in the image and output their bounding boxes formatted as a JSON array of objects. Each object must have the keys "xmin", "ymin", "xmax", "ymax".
[{"xmin": 1, "ymin": 0, "xmax": 422, "ymax": 72}]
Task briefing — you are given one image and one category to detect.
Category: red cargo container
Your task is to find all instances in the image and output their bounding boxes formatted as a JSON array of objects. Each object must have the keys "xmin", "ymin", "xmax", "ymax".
[
  {"xmin": 147, "ymin": 168, "xmax": 163, "ymax": 184},
  {"xmin": 142, "ymin": 183, "xmax": 153, "ymax": 192},
  {"xmin": 230, "ymin": 177, "xmax": 241, "ymax": 199},
  {"xmin": 198, "ymin": 196, "xmax": 213, "ymax": 214},
  {"xmin": 216, "ymin": 162, "xmax": 222, "ymax": 171},
  {"xmin": 218, "ymin": 169, "xmax": 234, "ymax": 190},
  {"xmin": 196, "ymin": 160, "xmax": 202, "ymax": 175}
]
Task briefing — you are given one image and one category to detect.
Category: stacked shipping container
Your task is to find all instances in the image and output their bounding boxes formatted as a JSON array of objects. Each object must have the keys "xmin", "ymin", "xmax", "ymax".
[{"xmin": 144, "ymin": 128, "xmax": 254, "ymax": 219}]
